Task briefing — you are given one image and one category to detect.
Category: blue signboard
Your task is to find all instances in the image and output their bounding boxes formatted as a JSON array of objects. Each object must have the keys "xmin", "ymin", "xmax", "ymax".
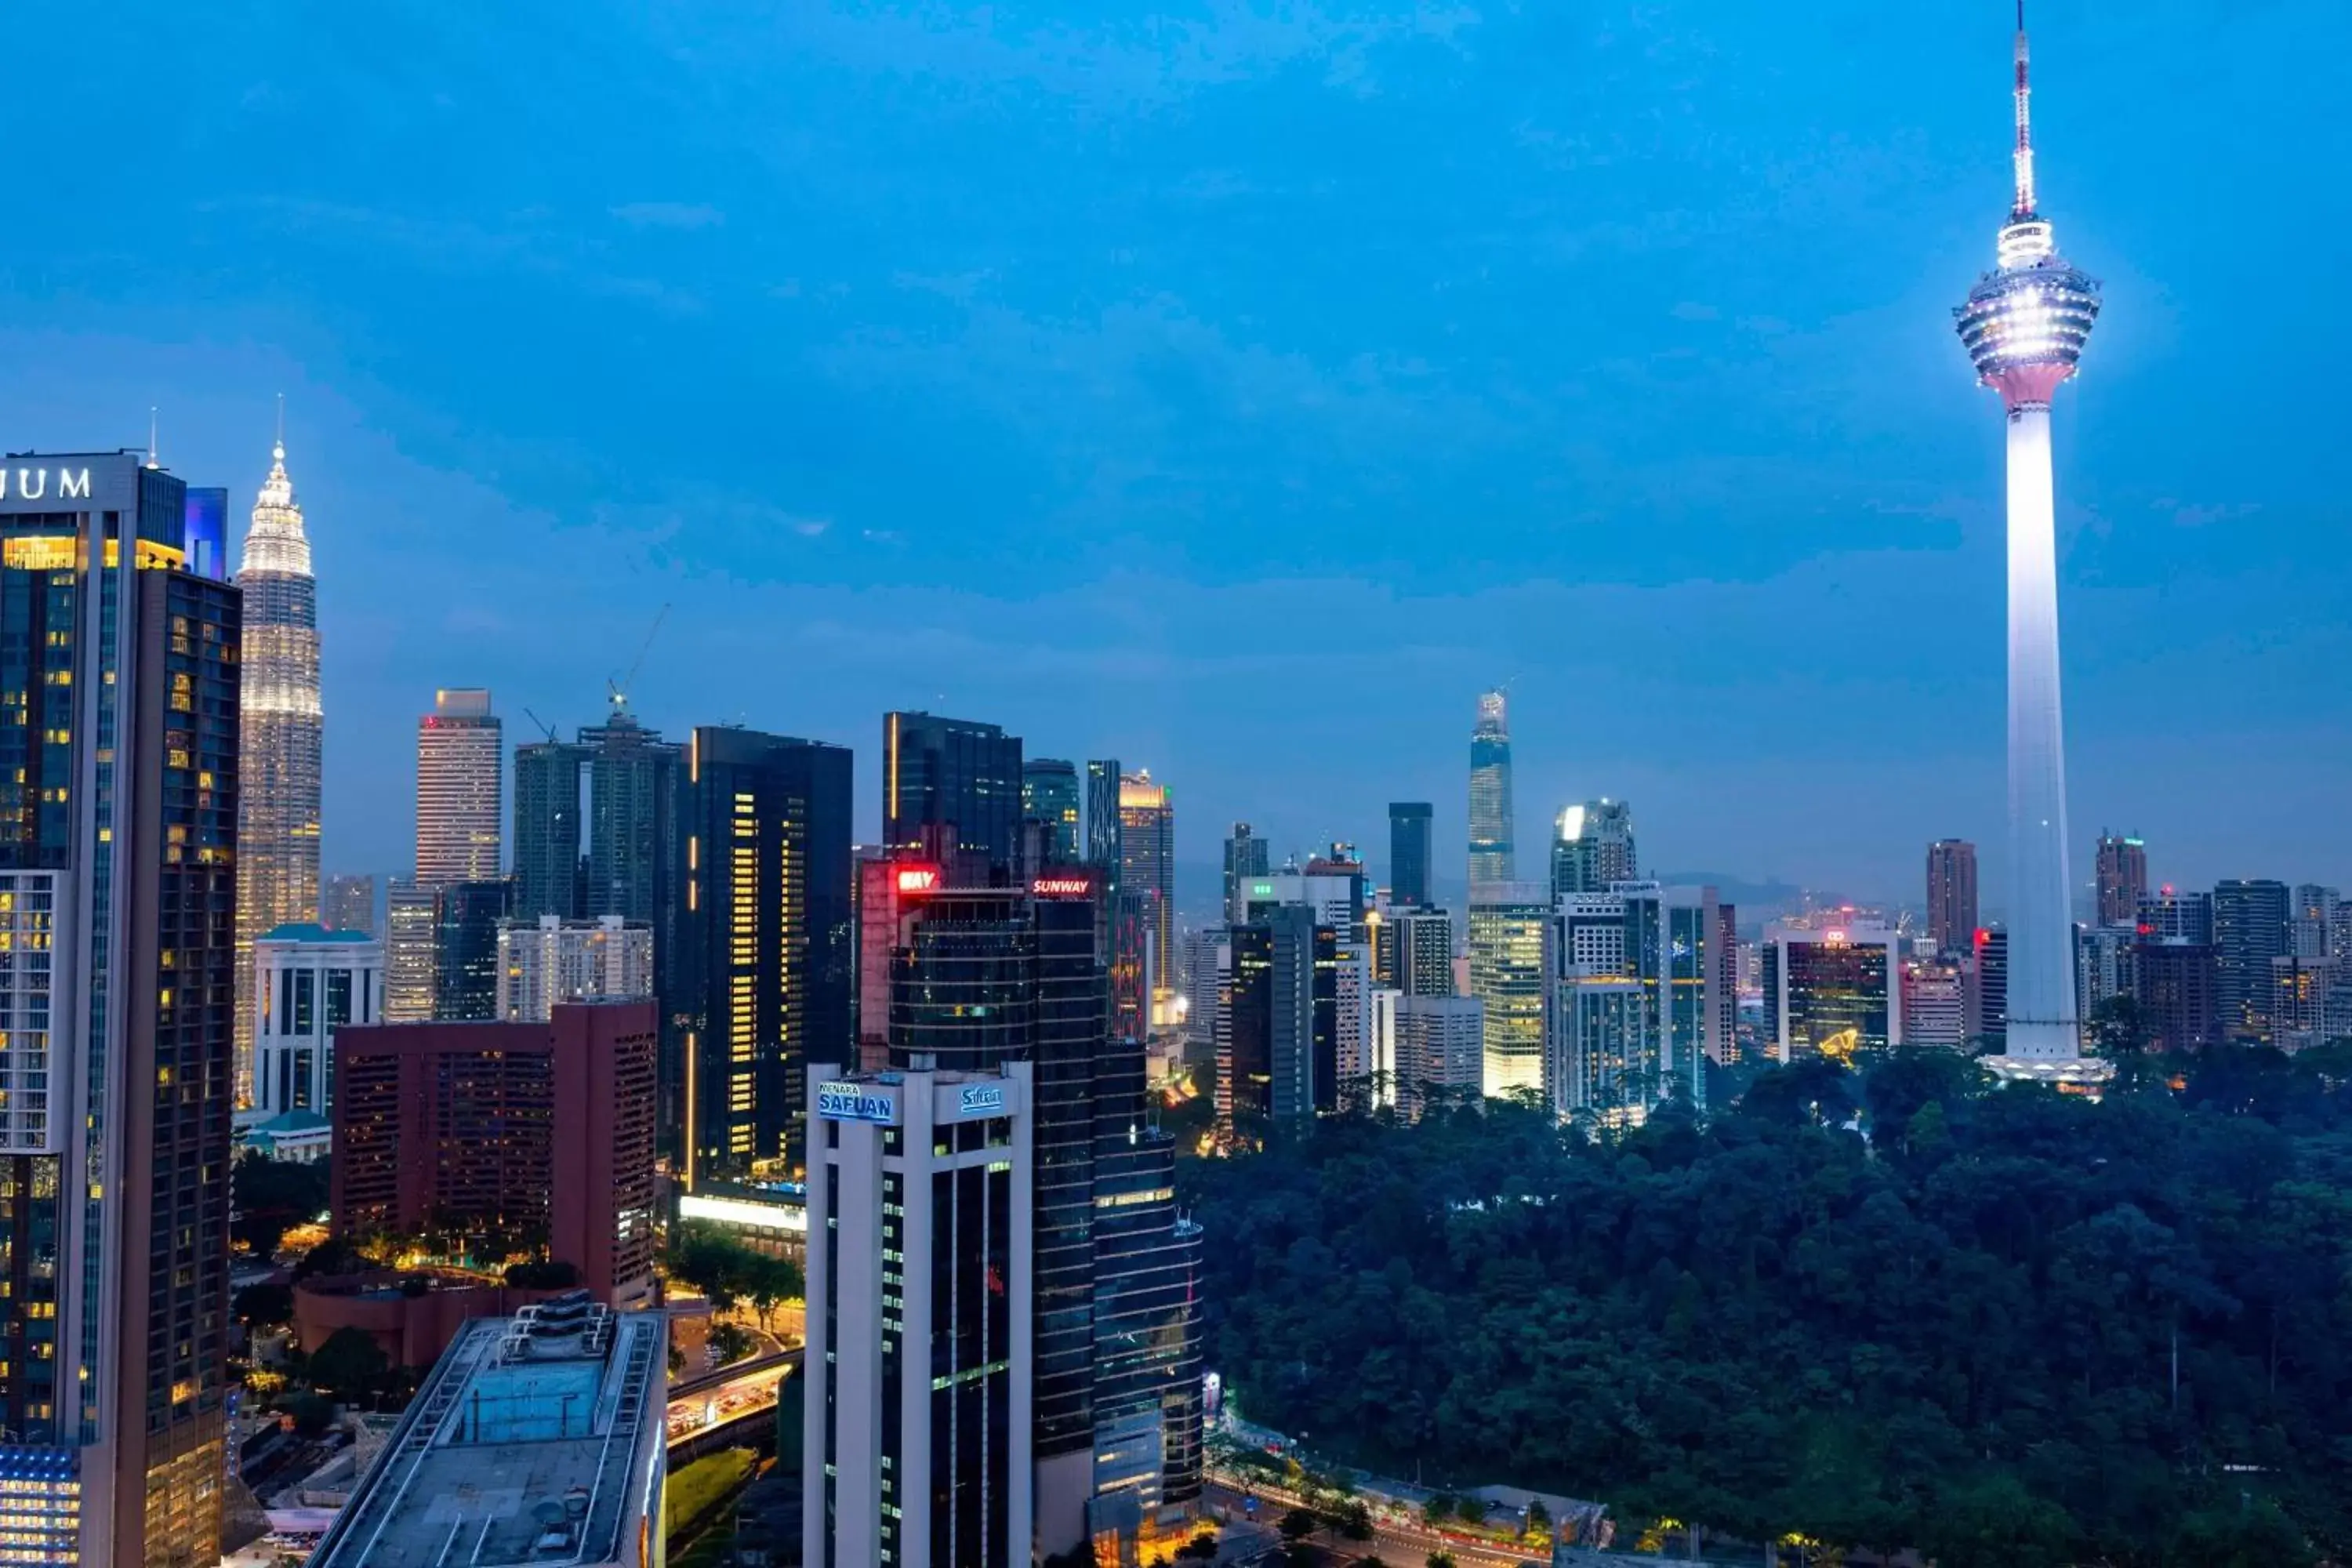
[
  {"xmin": 956, "ymin": 1082, "xmax": 1008, "ymax": 1117},
  {"xmin": 815, "ymin": 1082, "xmax": 898, "ymax": 1125}
]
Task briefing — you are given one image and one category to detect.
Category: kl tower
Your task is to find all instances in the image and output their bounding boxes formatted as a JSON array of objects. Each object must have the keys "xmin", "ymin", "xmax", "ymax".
[{"xmin": 1953, "ymin": 3, "xmax": 2104, "ymax": 1079}]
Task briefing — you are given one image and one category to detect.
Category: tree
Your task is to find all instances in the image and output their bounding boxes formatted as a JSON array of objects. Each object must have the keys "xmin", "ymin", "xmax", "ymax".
[
  {"xmin": 232, "ymin": 1152, "xmax": 330, "ymax": 1256},
  {"xmin": 307, "ymin": 1327, "xmax": 389, "ymax": 1405},
  {"xmin": 1426, "ymin": 1554, "xmax": 1457, "ymax": 1568},
  {"xmin": 745, "ymin": 1253, "xmax": 805, "ymax": 1332},
  {"xmin": 233, "ymin": 1281, "xmax": 295, "ymax": 1328},
  {"xmin": 1525, "ymin": 1498, "xmax": 1551, "ymax": 1537},
  {"xmin": 282, "ymin": 1392, "xmax": 336, "ymax": 1436},
  {"xmin": 1279, "ymin": 1508, "xmax": 1319, "ymax": 1544},
  {"xmin": 708, "ymin": 1321, "xmax": 755, "ymax": 1367},
  {"xmin": 1176, "ymin": 1532, "xmax": 1220, "ymax": 1562}
]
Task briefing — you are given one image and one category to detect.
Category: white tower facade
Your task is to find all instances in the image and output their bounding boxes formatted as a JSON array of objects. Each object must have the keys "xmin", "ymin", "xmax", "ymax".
[{"xmin": 1953, "ymin": 4, "xmax": 2102, "ymax": 1069}]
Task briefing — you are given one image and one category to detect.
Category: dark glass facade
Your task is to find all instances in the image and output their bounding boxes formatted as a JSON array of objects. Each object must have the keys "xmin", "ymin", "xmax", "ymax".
[
  {"xmin": 2212, "ymin": 878, "xmax": 2289, "ymax": 1042},
  {"xmin": 511, "ymin": 739, "xmax": 586, "ymax": 920},
  {"xmin": 1022, "ymin": 758, "xmax": 1081, "ymax": 864},
  {"xmin": 671, "ymin": 728, "xmax": 854, "ymax": 1181},
  {"xmin": 432, "ymin": 878, "xmax": 512, "ymax": 1021},
  {"xmin": 882, "ymin": 712, "xmax": 1024, "ymax": 884},
  {"xmin": 1387, "ymin": 802, "xmax": 1432, "ymax": 907}
]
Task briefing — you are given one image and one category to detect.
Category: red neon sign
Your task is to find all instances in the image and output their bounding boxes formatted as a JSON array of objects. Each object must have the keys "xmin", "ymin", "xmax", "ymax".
[
  {"xmin": 1031, "ymin": 875, "xmax": 1094, "ymax": 898},
  {"xmin": 896, "ymin": 866, "xmax": 941, "ymax": 895}
]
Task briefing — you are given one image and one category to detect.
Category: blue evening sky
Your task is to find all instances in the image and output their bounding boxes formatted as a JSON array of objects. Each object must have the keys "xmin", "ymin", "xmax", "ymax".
[{"xmin": 4, "ymin": 2, "xmax": 2346, "ymax": 909}]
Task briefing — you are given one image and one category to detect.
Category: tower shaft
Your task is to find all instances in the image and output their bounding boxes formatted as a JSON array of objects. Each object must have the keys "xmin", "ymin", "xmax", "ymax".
[{"xmin": 2003, "ymin": 404, "xmax": 2077, "ymax": 1056}]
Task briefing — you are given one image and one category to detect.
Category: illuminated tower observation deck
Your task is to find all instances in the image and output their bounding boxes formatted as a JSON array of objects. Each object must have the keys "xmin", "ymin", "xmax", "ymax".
[{"xmin": 1953, "ymin": 4, "xmax": 2103, "ymax": 1073}]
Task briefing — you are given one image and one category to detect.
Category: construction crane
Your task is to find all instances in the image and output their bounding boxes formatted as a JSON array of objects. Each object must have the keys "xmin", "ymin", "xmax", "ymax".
[
  {"xmin": 521, "ymin": 707, "xmax": 563, "ymax": 744},
  {"xmin": 608, "ymin": 603, "xmax": 671, "ymax": 717}
]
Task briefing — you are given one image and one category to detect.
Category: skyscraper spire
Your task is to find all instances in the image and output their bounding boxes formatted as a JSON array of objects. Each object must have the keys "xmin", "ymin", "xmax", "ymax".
[{"xmin": 2012, "ymin": 0, "xmax": 2037, "ymax": 219}]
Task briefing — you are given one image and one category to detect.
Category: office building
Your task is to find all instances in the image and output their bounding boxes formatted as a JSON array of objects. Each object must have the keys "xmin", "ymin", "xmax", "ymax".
[
  {"xmin": 1268, "ymin": 906, "xmax": 1338, "ymax": 1120},
  {"xmin": 1334, "ymin": 937, "xmax": 1374, "ymax": 1094},
  {"xmin": 1903, "ymin": 958, "xmax": 1969, "ymax": 1050},
  {"xmin": 1387, "ymin": 905, "xmax": 1456, "ymax": 997},
  {"xmin": 1085, "ymin": 758, "xmax": 1122, "ymax": 873},
  {"xmin": 332, "ymin": 1001, "xmax": 659, "ymax": 1306},
  {"xmin": 1220, "ymin": 923, "xmax": 1272, "ymax": 1123},
  {"xmin": 252, "ymin": 924, "xmax": 382, "ymax": 1120},
  {"xmin": 1182, "ymin": 926, "xmax": 1226, "ymax": 1053},
  {"xmin": 1109, "ymin": 887, "xmax": 1153, "ymax": 1047},
  {"xmin": 417, "ymin": 688, "xmax": 503, "ymax": 887},
  {"xmin": 1968, "ymin": 926, "xmax": 2009, "ymax": 1051},
  {"xmin": 1925, "ymin": 838, "xmax": 1979, "ymax": 956},
  {"xmin": 2292, "ymin": 884, "xmax": 2341, "ymax": 960},
  {"xmin": 2075, "ymin": 923, "xmax": 2138, "ymax": 1033},
  {"xmin": 322, "ymin": 870, "xmax": 378, "ymax": 935},
  {"xmin": 1763, "ymin": 926, "xmax": 1901, "ymax": 1062},
  {"xmin": 1469, "ymin": 884, "xmax": 1552, "ymax": 1097},
  {"xmin": 2095, "ymin": 831, "xmax": 2148, "ymax": 928},
  {"xmin": 1952, "ymin": 7, "xmax": 2101, "ymax": 1069},
  {"xmin": 2138, "ymin": 886, "xmax": 2214, "ymax": 944},
  {"xmin": 1467, "ymin": 688, "xmax": 1515, "ymax": 890},
  {"xmin": 1388, "ymin": 801, "xmax": 1434, "ymax": 907},
  {"xmin": 383, "ymin": 877, "xmax": 438, "ymax": 1022},
  {"xmin": 1394, "ymin": 996, "xmax": 1485, "ymax": 1116},
  {"xmin": 307, "ymin": 1302, "xmax": 667, "ymax": 1568},
  {"xmin": 1119, "ymin": 771, "xmax": 1177, "ymax": 1026},
  {"xmin": 804, "ymin": 1063, "xmax": 1035, "ymax": 1568},
  {"xmin": 1024, "ymin": 757, "xmax": 1083, "ymax": 863},
  {"xmin": 2213, "ymin": 878, "xmax": 2291, "ymax": 1042},
  {"xmin": 883, "ymin": 710, "xmax": 1023, "ymax": 881},
  {"xmin": 1548, "ymin": 883, "xmax": 1726, "ymax": 1121},
  {"xmin": 434, "ymin": 878, "xmax": 514, "ymax": 1022},
  {"xmin": 233, "ymin": 430, "xmax": 325, "ymax": 1108},
  {"xmin": 1550, "ymin": 799, "xmax": 1637, "ymax": 899},
  {"xmin": 671, "ymin": 727, "xmax": 854, "ymax": 1183},
  {"xmin": 2133, "ymin": 936, "xmax": 2220, "ymax": 1054},
  {"xmin": 511, "ymin": 734, "xmax": 587, "ymax": 920},
  {"xmin": 0, "ymin": 449, "xmax": 241, "ymax": 1563},
  {"xmin": 497, "ymin": 914, "xmax": 655, "ymax": 1022},
  {"xmin": 1222, "ymin": 822, "xmax": 1269, "ymax": 926}
]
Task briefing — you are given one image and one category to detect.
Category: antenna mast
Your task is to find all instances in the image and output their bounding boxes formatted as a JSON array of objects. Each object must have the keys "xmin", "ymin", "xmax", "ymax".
[{"xmin": 2011, "ymin": 1, "xmax": 2037, "ymax": 219}]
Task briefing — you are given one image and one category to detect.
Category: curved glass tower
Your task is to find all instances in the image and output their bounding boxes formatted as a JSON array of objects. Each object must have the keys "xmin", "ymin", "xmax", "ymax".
[
  {"xmin": 1953, "ymin": 5, "xmax": 2100, "ymax": 1065},
  {"xmin": 233, "ymin": 431, "xmax": 324, "ymax": 1099}
]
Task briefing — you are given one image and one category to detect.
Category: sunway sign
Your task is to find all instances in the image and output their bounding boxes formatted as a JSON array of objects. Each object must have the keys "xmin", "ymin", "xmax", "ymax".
[
  {"xmin": 1030, "ymin": 875, "xmax": 1094, "ymax": 898},
  {"xmin": 895, "ymin": 866, "xmax": 940, "ymax": 894},
  {"xmin": 0, "ymin": 467, "xmax": 92, "ymax": 503}
]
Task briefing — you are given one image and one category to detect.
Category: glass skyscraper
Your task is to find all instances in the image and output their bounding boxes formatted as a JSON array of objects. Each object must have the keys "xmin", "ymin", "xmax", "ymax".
[
  {"xmin": 1022, "ymin": 757, "xmax": 1083, "ymax": 863},
  {"xmin": 232, "ymin": 431, "xmax": 323, "ymax": 1109},
  {"xmin": 882, "ymin": 710, "xmax": 1024, "ymax": 882},
  {"xmin": 0, "ymin": 451, "xmax": 241, "ymax": 1563},
  {"xmin": 1387, "ymin": 800, "xmax": 1433, "ymax": 908},
  {"xmin": 1468, "ymin": 689, "xmax": 1515, "ymax": 891}
]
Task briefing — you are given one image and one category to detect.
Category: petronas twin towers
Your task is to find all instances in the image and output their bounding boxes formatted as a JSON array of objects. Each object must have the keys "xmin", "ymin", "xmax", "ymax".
[{"xmin": 232, "ymin": 430, "xmax": 324, "ymax": 1098}]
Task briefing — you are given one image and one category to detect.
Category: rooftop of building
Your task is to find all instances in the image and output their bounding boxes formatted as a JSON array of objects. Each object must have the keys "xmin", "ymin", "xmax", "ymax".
[
  {"xmin": 258, "ymin": 922, "xmax": 379, "ymax": 946},
  {"xmin": 309, "ymin": 1298, "xmax": 664, "ymax": 1568}
]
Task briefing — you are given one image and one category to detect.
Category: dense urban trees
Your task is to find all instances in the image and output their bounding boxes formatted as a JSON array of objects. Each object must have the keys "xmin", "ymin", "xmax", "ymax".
[{"xmin": 1181, "ymin": 1044, "xmax": 2352, "ymax": 1566}]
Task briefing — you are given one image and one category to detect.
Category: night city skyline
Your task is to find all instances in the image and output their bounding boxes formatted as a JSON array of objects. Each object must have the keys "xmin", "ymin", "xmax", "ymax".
[{"xmin": 5, "ymin": 2, "xmax": 2347, "ymax": 909}]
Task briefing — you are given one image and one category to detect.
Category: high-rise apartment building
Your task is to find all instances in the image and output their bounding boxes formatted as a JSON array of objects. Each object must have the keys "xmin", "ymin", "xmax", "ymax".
[
  {"xmin": 321, "ymin": 871, "xmax": 378, "ymax": 935},
  {"xmin": 1024, "ymin": 757, "xmax": 1083, "ymax": 864},
  {"xmin": 2133, "ymin": 936, "xmax": 2220, "ymax": 1054},
  {"xmin": 1763, "ymin": 926, "xmax": 1901, "ymax": 1062},
  {"xmin": 1221, "ymin": 822, "xmax": 1269, "ymax": 927},
  {"xmin": 382, "ymin": 878, "xmax": 437, "ymax": 1022},
  {"xmin": 883, "ymin": 710, "xmax": 1023, "ymax": 881},
  {"xmin": 803, "ymin": 1063, "xmax": 1035, "ymax": 1568},
  {"xmin": 308, "ymin": 1305, "xmax": 667, "ymax": 1568},
  {"xmin": 0, "ymin": 450, "xmax": 241, "ymax": 1563},
  {"xmin": 1925, "ymin": 838, "xmax": 1979, "ymax": 956},
  {"xmin": 332, "ymin": 1001, "xmax": 659, "ymax": 1307},
  {"xmin": 1469, "ymin": 883, "xmax": 1552, "ymax": 1097},
  {"xmin": 513, "ymin": 710, "xmax": 684, "ymax": 994},
  {"xmin": 1467, "ymin": 689, "xmax": 1515, "ymax": 890},
  {"xmin": 232, "ymin": 431, "xmax": 324, "ymax": 1107},
  {"xmin": 497, "ymin": 914, "xmax": 655, "ymax": 1022},
  {"xmin": 1393, "ymin": 995, "xmax": 1484, "ymax": 1116},
  {"xmin": 432, "ymin": 878, "xmax": 513, "ymax": 1022},
  {"xmin": 2095, "ymin": 831, "xmax": 2148, "ymax": 928},
  {"xmin": 670, "ymin": 727, "xmax": 854, "ymax": 1182},
  {"xmin": 2213, "ymin": 878, "xmax": 2291, "ymax": 1042},
  {"xmin": 1550, "ymin": 799, "xmax": 1636, "ymax": 899},
  {"xmin": 252, "ymin": 924, "xmax": 382, "ymax": 1120},
  {"xmin": 2291, "ymin": 884, "xmax": 2341, "ymax": 960},
  {"xmin": 416, "ymin": 688, "xmax": 502, "ymax": 887},
  {"xmin": 1388, "ymin": 906, "xmax": 1456, "ymax": 998},
  {"xmin": 1387, "ymin": 801, "xmax": 1433, "ymax": 907}
]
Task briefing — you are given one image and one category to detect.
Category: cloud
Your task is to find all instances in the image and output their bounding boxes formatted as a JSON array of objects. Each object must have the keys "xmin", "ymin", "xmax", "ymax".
[
  {"xmin": 608, "ymin": 201, "xmax": 725, "ymax": 230},
  {"xmin": 2158, "ymin": 500, "xmax": 2261, "ymax": 527}
]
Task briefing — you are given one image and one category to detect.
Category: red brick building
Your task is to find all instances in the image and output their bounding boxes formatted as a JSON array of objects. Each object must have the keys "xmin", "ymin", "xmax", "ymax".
[{"xmin": 329, "ymin": 1000, "xmax": 658, "ymax": 1306}]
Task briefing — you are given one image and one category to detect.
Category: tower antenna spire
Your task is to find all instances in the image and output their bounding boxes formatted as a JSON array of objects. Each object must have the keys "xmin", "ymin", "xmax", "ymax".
[
  {"xmin": 2012, "ymin": 0, "xmax": 2037, "ymax": 219},
  {"xmin": 147, "ymin": 406, "xmax": 159, "ymax": 469},
  {"xmin": 274, "ymin": 391, "xmax": 285, "ymax": 453}
]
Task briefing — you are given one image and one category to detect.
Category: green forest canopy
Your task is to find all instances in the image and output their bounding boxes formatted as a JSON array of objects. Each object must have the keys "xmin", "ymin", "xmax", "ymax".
[{"xmin": 1179, "ymin": 1046, "xmax": 2352, "ymax": 1567}]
